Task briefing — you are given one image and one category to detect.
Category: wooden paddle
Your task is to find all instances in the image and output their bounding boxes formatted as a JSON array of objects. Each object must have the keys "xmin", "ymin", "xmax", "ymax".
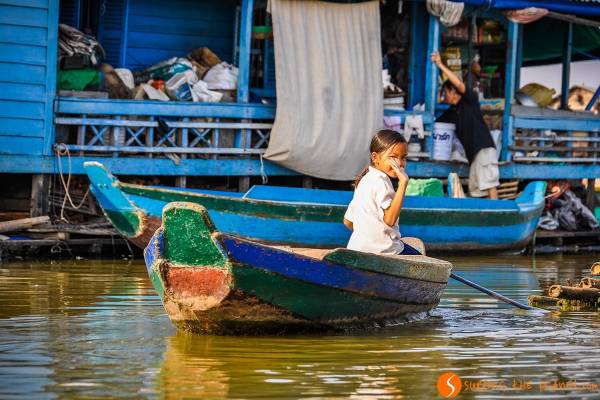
[{"xmin": 450, "ymin": 272, "xmax": 547, "ymax": 312}]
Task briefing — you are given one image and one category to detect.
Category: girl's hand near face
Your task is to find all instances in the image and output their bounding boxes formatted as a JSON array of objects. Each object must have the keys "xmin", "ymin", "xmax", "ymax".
[{"xmin": 389, "ymin": 158, "xmax": 409, "ymax": 188}]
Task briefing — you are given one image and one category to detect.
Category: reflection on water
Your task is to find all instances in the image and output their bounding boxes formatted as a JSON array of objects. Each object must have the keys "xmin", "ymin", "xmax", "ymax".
[{"xmin": 0, "ymin": 255, "xmax": 599, "ymax": 399}]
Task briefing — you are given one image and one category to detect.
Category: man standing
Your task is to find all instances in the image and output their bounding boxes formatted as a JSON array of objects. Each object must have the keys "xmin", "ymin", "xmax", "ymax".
[{"xmin": 431, "ymin": 52, "xmax": 500, "ymax": 199}]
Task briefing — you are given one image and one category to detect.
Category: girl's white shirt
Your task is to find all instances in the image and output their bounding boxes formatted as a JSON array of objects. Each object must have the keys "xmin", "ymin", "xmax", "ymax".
[{"xmin": 344, "ymin": 166, "xmax": 404, "ymax": 254}]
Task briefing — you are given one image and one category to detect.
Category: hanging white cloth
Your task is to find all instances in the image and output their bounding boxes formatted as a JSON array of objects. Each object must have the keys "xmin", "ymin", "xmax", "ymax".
[
  {"xmin": 426, "ymin": 0, "xmax": 464, "ymax": 27},
  {"xmin": 264, "ymin": 0, "xmax": 383, "ymax": 181}
]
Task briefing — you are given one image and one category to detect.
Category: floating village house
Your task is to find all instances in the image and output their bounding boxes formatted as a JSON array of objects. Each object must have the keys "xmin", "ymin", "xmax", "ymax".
[{"xmin": 0, "ymin": 0, "xmax": 599, "ymax": 216}]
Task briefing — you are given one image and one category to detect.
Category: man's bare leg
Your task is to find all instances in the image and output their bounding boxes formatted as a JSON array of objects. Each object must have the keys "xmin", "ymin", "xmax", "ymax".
[{"xmin": 488, "ymin": 186, "xmax": 498, "ymax": 200}]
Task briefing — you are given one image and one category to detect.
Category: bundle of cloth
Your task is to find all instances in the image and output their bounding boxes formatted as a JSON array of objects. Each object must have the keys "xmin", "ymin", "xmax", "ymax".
[{"xmin": 58, "ymin": 24, "xmax": 105, "ymax": 65}]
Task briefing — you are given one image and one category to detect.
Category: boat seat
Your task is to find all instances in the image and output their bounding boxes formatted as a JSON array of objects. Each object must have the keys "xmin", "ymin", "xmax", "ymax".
[{"xmin": 272, "ymin": 246, "xmax": 333, "ymax": 260}]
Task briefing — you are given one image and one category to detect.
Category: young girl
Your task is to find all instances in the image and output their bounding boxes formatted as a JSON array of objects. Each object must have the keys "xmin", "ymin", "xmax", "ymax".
[{"xmin": 343, "ymin": 129, "xmax": 424, "ymax": 255}]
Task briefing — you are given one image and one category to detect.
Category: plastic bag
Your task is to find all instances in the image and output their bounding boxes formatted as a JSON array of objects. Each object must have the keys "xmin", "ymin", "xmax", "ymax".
[
  {"xmin": 114, "ymin": 68, "xmax": 135, "ymax": 90},
  {"xmin": 135, "ymin": 57, "xmax": 193, "ymax": 84},
  {"xmin": 203, "ymin": 62, "xmax": 238, "ymax": 90},
  {"xmin": 406, "ymin": 179, "xmax": 444, "ymax": 197},
  {"xmin": 191, "ymin": 80, "xmax": 223, "ymax": 103},
  {"xmin": 166, "ymin": 70, "xmax": 198, "ymax": 100}
]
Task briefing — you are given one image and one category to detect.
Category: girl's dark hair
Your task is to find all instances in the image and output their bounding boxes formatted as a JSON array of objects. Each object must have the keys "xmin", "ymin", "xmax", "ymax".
[{"xmin": 353, "ymin": 129, "xmax": 407, "ymax": 188}]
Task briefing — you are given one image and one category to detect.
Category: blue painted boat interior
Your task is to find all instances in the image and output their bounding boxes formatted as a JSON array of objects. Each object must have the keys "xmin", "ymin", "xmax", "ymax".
[
  {"xmin": 244, "ymin": 185, "xmax": 353, "ymax": 205},
  {"xmin": 137, "ymin": 182, "xmax": 546, "ymax": 211},
  {"xmin": 147, "ymin": 185, "xmax": 245, "ymax": 198},
  {"xmin": 243, "ymin": 185, "xmax": 526, "ymax": 211},
  {"xmin": 221, "ymin": 235, "xmax": 443, "ymax": 304}
]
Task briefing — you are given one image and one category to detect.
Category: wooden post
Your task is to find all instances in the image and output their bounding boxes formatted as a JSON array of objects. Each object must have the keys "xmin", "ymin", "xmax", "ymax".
[
  {"xmin": 0, "ymin": 216, "xmax": 50, "ymax": 234},
  {"xmin": 302, "ymin": 177, "xmax": 313, "ymax": 189},
  {"xmin": 591, "ymin": 262, "xmax": 600, "ymax": 276},
  {"xmin": 30, "ymin": 174, "xmax": 50, "ymax": 217},
  {"xmin": 561, "ymin": 22, "xmax": 573, "ymax": 110},
  {"xmin": 501, "ymin": 21, "xmax": 519, "ymax": 162},
  {"xmin": 580, "ymin": 277, "xmax": 600, "ymax": 289},
  {"xmin": 548, "ymin": 284, "xmax": 600, "ymax": 301},
  {"xmin": 235, "ymin": 0, "xmax": 254, "ymax": 188},
  {"xmin": 175, "ymin": 176, "xmax": 187, "ymax": 188},
  {"xmin": 424, "ymin": 14, "xmax": 440, "ymax": 116},
  {"xmin": 586, "ymin": 178, "xmax": 596, "ymax": 211},
  {"xmin": 238, "ymin": 176, "xmax": 250, "ymax": 193}
]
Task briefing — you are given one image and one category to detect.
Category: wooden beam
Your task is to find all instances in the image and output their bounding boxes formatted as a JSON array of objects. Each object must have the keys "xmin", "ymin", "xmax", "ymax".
[
  {"xmin": 586, "ymin": 178, "xmax": 596, "ymax": 211},
  {"xmin": 0, "ymin": 216, "xmax": 49, "ymax": 234},
  {"xmin": 502, "ymin": 21, "xmax": 519, "ymax": 162},
  {"xmin": 30, "ymin": 174, "xmax": 50, "ymax": 217},
  {"xmin": 561, "ymin": 22, "xmax": 573, "ymax": 110},
  {"xmin": 547, "ymin": 11, "xmax": 600, "ymax": 28},
  {"xmin": 236, "ymin": 0, "xmax": 254, "ymax": 103},
  {"xmin": 424, "ymin": 14, "xmax": 440, "ymax": 116}
]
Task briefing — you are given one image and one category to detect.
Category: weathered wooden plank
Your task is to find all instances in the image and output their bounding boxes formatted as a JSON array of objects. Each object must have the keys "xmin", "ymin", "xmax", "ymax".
[
  {"xmin": 0, "ymin": 100, "xmax": 45, "ymax": 119},
  {"xmin": 0, "ymin": 25, "xmax": 47, "ymax": 46},
  {"xmin": 512, "ymin": 104, "xmax": 599, "ymax": 120},
  {"xmin": 0, "ymin": 136, "xmax": 44, "ymax": 155},
  {"xmin": 0, "ymin": 63, "xmax": 46, "ymax": 84},
  {"xmin": 324, "ymin": 249, "xmax": 451, "ymax": 283},
  {"xmin": 64, "ymin": 145, "xmax": 264, "ymax": 154},
  {"xmin": 0, "ymin": 216, "xmax": 49, "ymax": 233},
  {"xmin": 0, "ymin": 5, "xmax": 48, "ymax": 27},
  {"xmin": 0, "ymin": 118, "xmax": 45, "ymax": 137},
  {"xmin": 162, "ymin": 203, "xmax": 226, "ymax": 267},
  {"xmin": 0, "ymin": 0, "xmax": 48, "ymax": 9},
  {"xmin": 56, "ymin": 98, "xmax": 276, "ymax": 119},
  {"xmin": 0, "ymin": 43, "xmax": 47, "ymax": 66},
  {"xmin": 548, "ymin": 285, "xmax": 600, "ymax": 301},
  {"xmin": 55, "ymin": 117, "xmax": 272, "ymax": 129},
  {"xmin": 513, "ymin": 156, "xmax": 600, "ymax": 163},
  {"xmin": 0, "ymin": 82, "xmax": 46, "ymax": 103},
  {"xmin": 514, "ymin": 117, "xmax": 600, "ymax": 132}
]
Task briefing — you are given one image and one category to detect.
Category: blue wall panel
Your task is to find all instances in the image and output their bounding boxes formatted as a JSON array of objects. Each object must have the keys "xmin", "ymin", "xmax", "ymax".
[
  {"xmin": 122, "ymin": 0, "xmax": 236, "ymax": 70},
  {"xmin": 0, "ymin": 0, "xmax": 57, "ymax": 156},
  {"xmin": 0, "ymin": 137, "xmax": 45, "ymax": 155},
  {"xmin": 96, "ymin": 0, "xmax": 127, "ymax": 66}
]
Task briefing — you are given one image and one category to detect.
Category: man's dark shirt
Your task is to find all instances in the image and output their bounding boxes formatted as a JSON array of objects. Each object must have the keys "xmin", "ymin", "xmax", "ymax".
[{"xmin": 437, "ymin": 87, "xmax": 495, "ymax": 163}]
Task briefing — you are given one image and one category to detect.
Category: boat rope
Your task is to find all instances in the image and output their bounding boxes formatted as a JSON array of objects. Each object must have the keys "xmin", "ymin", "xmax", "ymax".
[
  {"xmin": 54, "ymin": 143, "xmax": 91, "ymax": 222},
  {"xmin": 259, "ymin": 153, "xmax": 268, "ymax": 184}
]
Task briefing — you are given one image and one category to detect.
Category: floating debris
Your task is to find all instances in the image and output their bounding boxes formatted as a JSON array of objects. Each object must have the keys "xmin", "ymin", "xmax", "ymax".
[{"xmin": 528, "ymin": 263, "xmax": 600, "ymax": 311}]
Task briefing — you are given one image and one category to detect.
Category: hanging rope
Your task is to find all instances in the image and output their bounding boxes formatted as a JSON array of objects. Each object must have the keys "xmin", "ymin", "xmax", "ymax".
[
  {"xmin": 259, "ymin": 153, "xmax": 269, "ymax": 184},
  {"xmin": 54, "ymin": 143, "xmax": 91, "ymax": 222}
]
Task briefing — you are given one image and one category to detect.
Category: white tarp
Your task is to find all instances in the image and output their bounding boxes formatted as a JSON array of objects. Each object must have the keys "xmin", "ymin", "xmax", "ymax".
[{"xmin": 264, "ymin": 0, "xmax": 383, "ymax": 181}]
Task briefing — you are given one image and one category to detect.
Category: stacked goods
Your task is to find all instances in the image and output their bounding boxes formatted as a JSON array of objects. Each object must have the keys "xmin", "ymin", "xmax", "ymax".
[
  {"xmin": 442, "ymin": 47, "xmax": 462, "ymax": 74},
  {"xmin": 58, "ymin": 24, "xmax": 105, "ymax": 66},
  {"xmin": 131, "ymin": 47, "xmax": 235, "ymax": 103},
  {"xmin": 528, "ymin": 262, "xmax": 600, "ymax": 311}
]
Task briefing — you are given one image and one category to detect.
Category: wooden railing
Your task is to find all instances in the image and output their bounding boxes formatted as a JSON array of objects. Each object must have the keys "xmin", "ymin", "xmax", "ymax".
[{"xmin": 509, "ymin": 105, "xmax": 600, "ymax": 164}]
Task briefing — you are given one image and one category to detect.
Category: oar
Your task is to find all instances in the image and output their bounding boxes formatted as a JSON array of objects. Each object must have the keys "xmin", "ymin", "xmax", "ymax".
[{"xmin": 450, "ymin": 272, "xmax": 545, "ymax": 312}]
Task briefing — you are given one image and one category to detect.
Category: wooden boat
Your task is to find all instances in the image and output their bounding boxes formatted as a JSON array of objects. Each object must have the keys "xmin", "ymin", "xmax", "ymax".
[
  {"xmin": 144, "ymin": 202, "xmax": 453, "ymax": 334},
  {"xmin": 85, "ymin": 161, "xmax": 546, "ymax": 251}
]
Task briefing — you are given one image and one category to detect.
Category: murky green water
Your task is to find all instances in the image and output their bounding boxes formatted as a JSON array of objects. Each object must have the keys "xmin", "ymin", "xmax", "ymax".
[{"xmin": 1, "ymin": 255, "xmax": 599, "ymax": 399}]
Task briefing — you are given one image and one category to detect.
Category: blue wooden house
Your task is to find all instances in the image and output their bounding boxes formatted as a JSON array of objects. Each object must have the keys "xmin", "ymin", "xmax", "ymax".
[{"xmin": 0, "ymin": 0, "xmax": 599, "ymax": 210}]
